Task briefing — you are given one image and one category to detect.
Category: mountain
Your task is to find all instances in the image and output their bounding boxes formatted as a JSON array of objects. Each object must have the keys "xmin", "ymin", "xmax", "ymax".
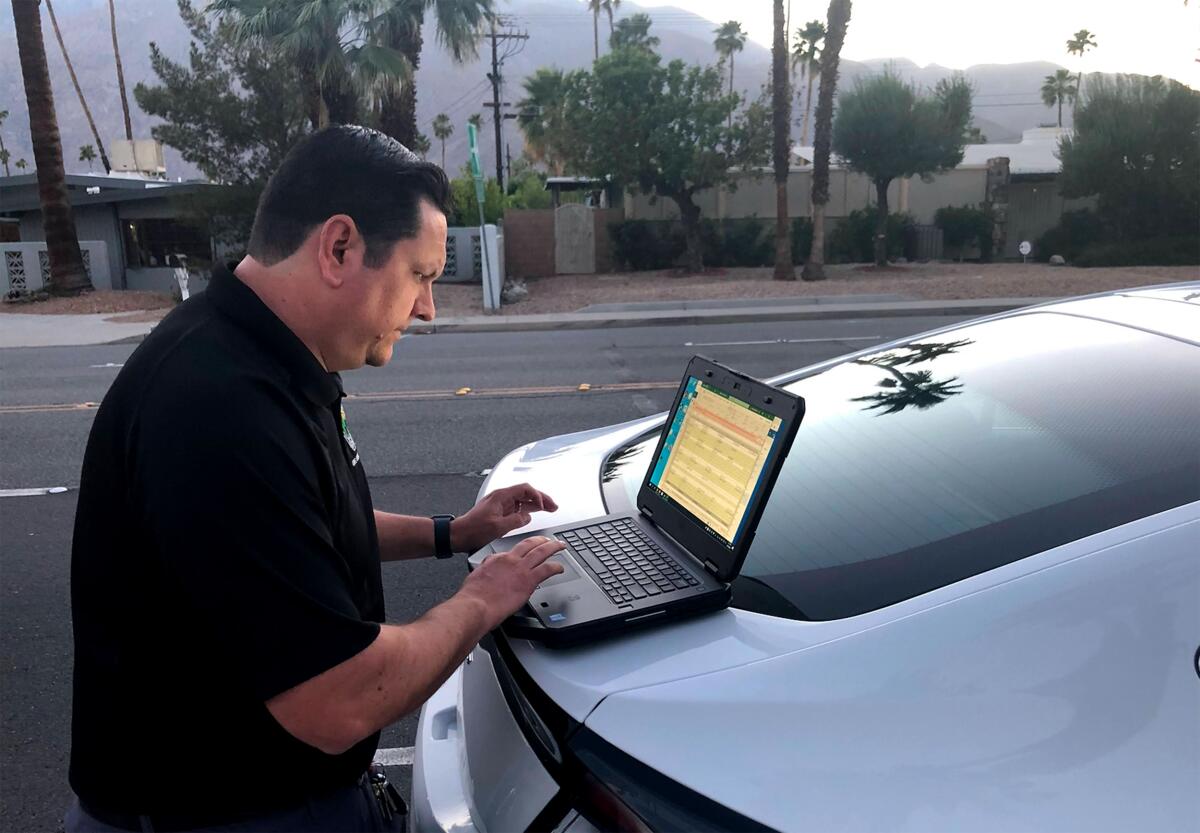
[{"xmin": 2, "ymin": 0, "xmax": 1098, "ymax": 180}]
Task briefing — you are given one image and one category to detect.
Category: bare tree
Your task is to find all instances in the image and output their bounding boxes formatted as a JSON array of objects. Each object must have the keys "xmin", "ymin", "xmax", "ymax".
[{"xmin": 45, "ymin": 0, "xmax": 111, "ymax": 171}]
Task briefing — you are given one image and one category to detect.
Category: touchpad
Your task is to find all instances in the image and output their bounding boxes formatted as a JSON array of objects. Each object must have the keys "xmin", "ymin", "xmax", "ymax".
[{"xmin": 538, "ymin": 553, "xmax": 582, "ymax": 589}]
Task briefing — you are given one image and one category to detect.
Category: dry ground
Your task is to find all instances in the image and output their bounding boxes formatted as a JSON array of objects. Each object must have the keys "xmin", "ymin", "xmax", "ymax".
[{"xmin": 2, "ymin": 263, "xmax": 1195, "ymax": 320}]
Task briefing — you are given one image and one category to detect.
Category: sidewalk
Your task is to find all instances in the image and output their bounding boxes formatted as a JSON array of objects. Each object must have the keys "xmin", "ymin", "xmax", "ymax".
[{"xmin": 0, "ymin": 296, "xmax": 1052, "ymax": 349}]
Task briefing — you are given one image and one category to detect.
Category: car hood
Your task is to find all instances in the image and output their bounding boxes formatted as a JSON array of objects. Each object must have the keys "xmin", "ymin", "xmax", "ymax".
[{"xmin": 476, "ymin": 414, "xmax": 950, "ymax": 724}]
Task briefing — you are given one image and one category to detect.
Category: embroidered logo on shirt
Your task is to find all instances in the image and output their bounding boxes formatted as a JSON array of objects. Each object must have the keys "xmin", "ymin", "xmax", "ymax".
[{"xmin": 340, "ymin": 405, "xmax": 361, "ymax": 467}]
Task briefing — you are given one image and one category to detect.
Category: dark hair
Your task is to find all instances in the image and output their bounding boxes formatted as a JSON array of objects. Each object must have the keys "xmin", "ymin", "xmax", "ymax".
[{"xmin": 248, "ymin": 125, "xmax": 453, "ymax": 268}]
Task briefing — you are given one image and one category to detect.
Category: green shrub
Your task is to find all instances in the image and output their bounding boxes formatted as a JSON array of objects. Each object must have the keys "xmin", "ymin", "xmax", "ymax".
[
  {"xmin": 1034, "ymin": 209, "xmax": 1107, "ymax": 262},
  {"xmin": 609, "ymin": 220, "xmax": 684, "ymax": 270},
  {"xmin": 934, "ymin": 204, "xmax": 994, "ymax": 262},
  {"xmin": 791, "ymin": 217, "xmax": 813, "ymax": 264},
  {"xmin": 449, "ymin": 173, "xmax": 505, "ymax": 226},
  {"xmin": 828, "ymin": 209, "xmax": 916, "ymax": 263},
  {"xmin": 715, "ymin": 218, "xmax": 772, "ymax": 267},
  {"xmin": 1073, "ymin": 236, "xmax": 1200, "ymax": 267},
  {"xmin": 505, "ymin": 173, "xmax": 552, "ymax": 210}
]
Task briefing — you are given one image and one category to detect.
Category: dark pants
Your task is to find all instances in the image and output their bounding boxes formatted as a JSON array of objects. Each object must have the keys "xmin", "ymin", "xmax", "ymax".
[{"xmin": 64, "ymin": 778, "xmax": 405, "ymax": 833}]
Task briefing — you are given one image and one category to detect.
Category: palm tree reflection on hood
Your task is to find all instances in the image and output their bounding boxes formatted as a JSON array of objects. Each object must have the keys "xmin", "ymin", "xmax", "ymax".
[{"xmin": 851, "ymin": 339, "xmax": 973, "ymax": 415}]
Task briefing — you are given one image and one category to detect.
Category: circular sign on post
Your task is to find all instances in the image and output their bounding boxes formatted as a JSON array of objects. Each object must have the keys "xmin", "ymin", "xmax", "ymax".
[{"xmin": 1019, "ymin": 240, "xmax": 1032, "ymax": 256}]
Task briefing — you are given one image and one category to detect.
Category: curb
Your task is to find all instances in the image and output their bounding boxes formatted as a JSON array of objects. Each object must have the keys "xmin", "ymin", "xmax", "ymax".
[
  {"xmin": 0, "ymin": 297, "xmax": 1052, "ymax": 348},
  {"xmin": 403, "ymin": 298, "xmax": 1051, "ymax": 336}
]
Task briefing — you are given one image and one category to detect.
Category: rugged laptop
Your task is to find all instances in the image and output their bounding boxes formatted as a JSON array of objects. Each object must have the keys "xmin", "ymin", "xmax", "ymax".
[{"xmin": 468, "ymin": 355, "xmax": 805, "ymax": 648}]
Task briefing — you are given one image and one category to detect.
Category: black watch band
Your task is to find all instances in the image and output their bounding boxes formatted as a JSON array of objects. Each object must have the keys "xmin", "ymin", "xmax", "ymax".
[{"xmin": 432, "ymin": 514, "xmax": 456, "ymax": 559}]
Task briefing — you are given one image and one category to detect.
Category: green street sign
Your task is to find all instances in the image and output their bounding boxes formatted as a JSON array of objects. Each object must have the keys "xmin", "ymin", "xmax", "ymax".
[{"xmin": 467, "ymin": 123, "xmax": 483, "ymax": 181}]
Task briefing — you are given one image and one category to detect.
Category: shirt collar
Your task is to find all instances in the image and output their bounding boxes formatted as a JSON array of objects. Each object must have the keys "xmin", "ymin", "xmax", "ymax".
[{"xmin": 207, "ymin": 262, "xmax": 343, "ymax": 408}]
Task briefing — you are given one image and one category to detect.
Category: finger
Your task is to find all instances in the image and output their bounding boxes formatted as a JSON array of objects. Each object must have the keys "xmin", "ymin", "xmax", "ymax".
[
  {"xmin": 538, "ymin": 491, "xmax": 558, "ymax": 512},
  {"xmin": 531, "ymin": 560, "xmax": 566, "ymax": 584},
  {"xmin": 520, "ymin": 538, "xmax": 567, "ymax": 566},
  {"xmin": 512, "ymin": 483, "xmax": 548, "ymax": 513},
  {"xmin": 508, "ymin": 535, "xmax": 551, "ymax": 558}
]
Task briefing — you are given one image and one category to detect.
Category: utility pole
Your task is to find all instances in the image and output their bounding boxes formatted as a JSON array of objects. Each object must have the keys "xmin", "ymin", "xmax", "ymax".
[{"xmin": 483, "ymin": 15, "xmax": 528, "ymax": 191}]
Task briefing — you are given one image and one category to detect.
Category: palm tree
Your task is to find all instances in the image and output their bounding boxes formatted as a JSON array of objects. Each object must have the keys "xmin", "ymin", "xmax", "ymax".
[
  {"xmin": 604, "ymin": 0, "xmax": 621, "ymax": 37},
  {"xmin": 11, "ymin": 0, "xmax": 90, "ymax": 295},
  {"xmin": 372, "ymin": 0, "xmax": 492, "ymax": 148},
  {"xmin": 802, "ymin": 0, "xmax": 852, "ymax": 282},
  {"xmin": 107, "ymin": 0, "xmax": 133, "ymax": 141},
  {"xmin": 432, "ymin": 112, "xmax": 453, "ymax": 169},
  {"xmin": 44, "ymin": 0, "xmax": 110, "ymax": 172},
  {"xmin": 210, "ymin": 0, "xmax": 413, "ymax": 130},
  {"xmin": 586, "ymin": 0, "xmax": 603, "ymax": 62},
  {"xmin": 15, "ymin": 158, "xmax": 28, "ymax": 171},
  {"xmin": 79, "ymin": 144, "xmax": 97, "ymax": 171},
  {"xmin": 713, "ymin": 20, "xmax": 747, "ymax": 128},
  {"xmin": 411, "ymin": 131, "xmax": 431, "ymax": 159},
  {"xmin": 518, "ymin": 67, "xmax": 569, "ymax": 175},
  {"xmin": 1041, "ymin": 68, "xmax": 1076, "ymax": 127},
  {"xmin": 772, "ymin": 0, "xmax": 793, "ymax": 280},
  {"xmin": 468, "ymin": 112, "xmax": 484, "ymax": 131},
  {"xmin": 792, "ymin": 19, "xmax": 825, "ymax": 145},
  {"xmin": 610, "ymin": 13, "xmax": 658, "ymax": 52},
  {"xmin": 1066, "ymin": 28, "xmax": 1098, "ymax": 114}
]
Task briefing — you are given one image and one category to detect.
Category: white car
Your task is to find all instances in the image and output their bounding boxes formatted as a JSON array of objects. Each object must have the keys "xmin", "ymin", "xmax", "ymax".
[{"xmin": 411, "ymin": 284, "xmax": 1200, "ymax": 833}]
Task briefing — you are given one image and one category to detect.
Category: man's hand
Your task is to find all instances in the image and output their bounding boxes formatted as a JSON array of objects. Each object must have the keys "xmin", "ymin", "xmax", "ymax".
[
  {"xmin": 460, "ymin": 536, "xmax": 566, "ymax": 629},
  {"xmin": 451, "ymin": 483, "xmax": 558, "ymax": 553}
]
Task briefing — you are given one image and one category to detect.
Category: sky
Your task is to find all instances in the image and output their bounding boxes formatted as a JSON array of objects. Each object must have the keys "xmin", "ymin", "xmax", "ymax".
[{"xmin": 635, "ymin": 0, "xmax": 1200, "ymax": 88}]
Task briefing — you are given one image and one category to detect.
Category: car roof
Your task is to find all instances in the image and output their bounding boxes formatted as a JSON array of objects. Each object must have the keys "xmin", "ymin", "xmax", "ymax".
[{"xmin": 1025, "ymin": 283, "xmax": 1200, "ymax": 346}]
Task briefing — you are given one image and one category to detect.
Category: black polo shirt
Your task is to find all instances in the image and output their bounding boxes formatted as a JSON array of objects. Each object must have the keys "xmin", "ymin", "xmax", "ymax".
[{"xmin": 70, "ymin": 264, "xmax": 384, "ymax": 824}]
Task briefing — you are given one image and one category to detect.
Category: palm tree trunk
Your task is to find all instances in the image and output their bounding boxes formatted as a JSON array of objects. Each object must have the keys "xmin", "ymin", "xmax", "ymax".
[
  {"xmin": 440, "ymin": 139, "xmax": 446, "ymax": 170},
  {"xmin": 873, "ymin": 177, "xmax": 890, "ymax": 266},
  {"xmin": 772, "ymin": 0, "xmax": 794, "ymax": 279},
  {"xmin": 1057, "ymin": 96, "xmax": 1062, "ymax": 127},
  {"xmin": 727, "ymin": 52, "xmax": 734, "ymax": 131},
  {"xmin": 802, "ymin": 0, "xmax": 851, "ymax": 282},
  {"xmin": 12, "ymin": 0, "xmax": 90, "ymax": 296},
  {"xmin": 107, "ymin": 0, "xmax": 133, "ymax": 141},
  {"xmin": 670, "ymin": 190, "xmax": 704, "ymax": 273},
  {"xmin": 45, "ymin": 0, "xmax": 110, "ymax": 172},
  {"xmin": 802, "ymin": 68, "xmax": 817, "ymax": 145},
  {"xmin": 593, "ymin": 9, "xmax": 599, "ymax": 62}
]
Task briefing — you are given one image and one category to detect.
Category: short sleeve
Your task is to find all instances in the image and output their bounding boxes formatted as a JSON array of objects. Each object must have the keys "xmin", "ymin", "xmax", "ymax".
[{"xmin": 133, "ymin": 373, "xmax": 380, "ymax": 701}]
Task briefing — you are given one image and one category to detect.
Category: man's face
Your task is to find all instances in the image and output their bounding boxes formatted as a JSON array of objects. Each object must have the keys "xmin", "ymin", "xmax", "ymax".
[{"xmin": 347, "ymin": 199, "xmax": 447, "ymax": 369}]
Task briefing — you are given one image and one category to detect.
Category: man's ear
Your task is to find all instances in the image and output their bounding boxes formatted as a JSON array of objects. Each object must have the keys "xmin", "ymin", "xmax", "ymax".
[{"xmin": 316, "ymin": 215, "xmax": 362, "ymax": 287}]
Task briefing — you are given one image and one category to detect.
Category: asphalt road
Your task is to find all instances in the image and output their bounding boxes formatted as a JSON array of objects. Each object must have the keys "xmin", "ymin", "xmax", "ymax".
[{"xmin": 0, "ymin": 314, "xmax": 970, "ymax": 832}]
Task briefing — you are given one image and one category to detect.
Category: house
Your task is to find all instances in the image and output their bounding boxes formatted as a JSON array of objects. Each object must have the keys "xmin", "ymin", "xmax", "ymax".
[{"xmin": 0, "ymin": 172, "xmax": 220, "ymax": 294}]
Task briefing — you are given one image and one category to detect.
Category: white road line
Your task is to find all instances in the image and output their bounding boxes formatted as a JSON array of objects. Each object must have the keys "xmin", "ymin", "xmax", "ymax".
[
  {"xmin": 683, "ymin": 335, "xmax": 882, "ymax": 347},
  {"xmin": 0, "ymin": 487, "xmax": 69, "ymax": 498},
  {"xmin": 373, "ymin": 746, "xmax": 415, "ymax": 767},
  {"xmin": 89, "ymin": 363, "xmax": 124, "ymax": 368}
]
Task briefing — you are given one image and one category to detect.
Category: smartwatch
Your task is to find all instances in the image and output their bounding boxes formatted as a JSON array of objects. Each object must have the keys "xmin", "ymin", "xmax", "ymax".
[{"xmin": 432, "ymin": 514, "xmax": 456, "ymax": 559}]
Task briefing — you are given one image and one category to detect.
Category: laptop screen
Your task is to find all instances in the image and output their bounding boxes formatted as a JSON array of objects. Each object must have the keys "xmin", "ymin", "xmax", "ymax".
[{"xmin": 647, "ymin": 376, "xmax": 785, "ymax": 550}]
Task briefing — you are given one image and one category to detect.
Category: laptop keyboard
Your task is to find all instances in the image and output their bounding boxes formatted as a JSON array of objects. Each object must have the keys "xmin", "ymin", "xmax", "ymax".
[{"xmin": 559, "ymin": 518, "xmax": 702, "ymax": 606}]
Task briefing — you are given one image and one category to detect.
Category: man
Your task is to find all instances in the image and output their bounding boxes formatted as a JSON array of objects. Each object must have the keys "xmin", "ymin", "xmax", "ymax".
[{"xmin": 66, "ymin": 126, "xmax": 565, "ymax": 832}]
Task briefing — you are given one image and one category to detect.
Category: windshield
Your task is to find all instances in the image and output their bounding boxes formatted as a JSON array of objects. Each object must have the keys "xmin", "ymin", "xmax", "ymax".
[{"xmin": 602, "ymin": 312, "xmax": 1200, "ymax": 620}]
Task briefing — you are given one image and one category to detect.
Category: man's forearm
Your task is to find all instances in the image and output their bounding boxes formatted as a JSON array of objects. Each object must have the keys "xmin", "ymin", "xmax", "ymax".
[
  {"xmin": 266, "ymin": 588, "xmax": 494, "ymax": 755},
  {"xmin": 374, "ymin": 510, "xmax": 477, "ymax": 561}
]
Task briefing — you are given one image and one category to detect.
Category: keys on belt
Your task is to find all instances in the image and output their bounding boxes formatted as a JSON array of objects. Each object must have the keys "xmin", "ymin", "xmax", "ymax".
[{"xmin": 368, "ymin": 763, "xmax": 405, "ymax": 823}]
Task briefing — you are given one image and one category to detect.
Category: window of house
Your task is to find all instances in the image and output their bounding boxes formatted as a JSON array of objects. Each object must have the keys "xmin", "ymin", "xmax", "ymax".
[{"xmin": 123, "ymin": 218, "xmax": 211, "ymax": 269}]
